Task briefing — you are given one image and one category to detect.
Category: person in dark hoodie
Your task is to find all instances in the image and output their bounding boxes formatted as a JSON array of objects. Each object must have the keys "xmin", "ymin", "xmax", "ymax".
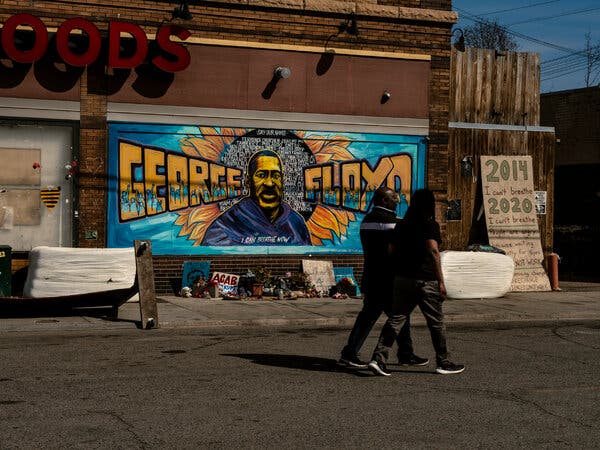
[
  {"xmin": 367, "ymin": 188, "xmax": 465, "ymax": 376},
  {"xmin": 339, "ymin": 186, "xmax": 428, "ymax": 369},
  {"xmin": 202, "ymin": 149, "xmax": 311, "ymax": 246}
]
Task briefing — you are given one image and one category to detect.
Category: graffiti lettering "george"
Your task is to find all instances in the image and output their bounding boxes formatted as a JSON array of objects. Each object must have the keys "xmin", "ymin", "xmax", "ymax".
[{"xmin": 119, "ymin": 141, "xmax": 243, "ymax": 221}]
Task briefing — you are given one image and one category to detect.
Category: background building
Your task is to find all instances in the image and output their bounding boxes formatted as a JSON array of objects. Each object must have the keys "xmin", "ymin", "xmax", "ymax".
[
  {"xmin": 2, "ymin": 2, "xmax": 560, "ymax": 293},
  {"xmin": 541, "ymin": 87, "xmax": 600, "ymax": 282},
  {"xmin": 1, "ymin": 1, "xmax": 457, "ymax": 293}
]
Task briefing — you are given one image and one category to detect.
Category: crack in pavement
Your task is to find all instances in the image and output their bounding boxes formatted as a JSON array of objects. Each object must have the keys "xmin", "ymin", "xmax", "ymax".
[
  {"xmin": 509, "ymin": 392, "xmax": 595, "ymax": 429},
  {"xmin": 451, "ymin": 331, "xmax": 591, "ymax": 364},
  {"xmin": 438, "ymin": 386, "xmax": 595, "ymax": 429},
  {"xmin": 551, "ymin": 326, "xmax": 600, "ymax": 350},
  {"xmin": 89, "ymin": 409, "xmax": 154, "ymax": 449}
]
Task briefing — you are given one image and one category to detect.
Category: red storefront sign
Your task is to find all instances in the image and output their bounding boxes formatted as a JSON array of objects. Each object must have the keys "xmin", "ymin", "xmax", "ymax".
[{"xmin": 0, "ymin": 13, "xmax": 191, "ymax": 72}]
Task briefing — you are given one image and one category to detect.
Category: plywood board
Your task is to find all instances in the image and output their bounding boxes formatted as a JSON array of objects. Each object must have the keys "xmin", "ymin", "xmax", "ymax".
[
  {"xmin": 0, "ymin": 148, "xmax": 41, "ymax": 185},
  {"xmin": 135, "ymin": 240, "xmax": 159, "ymax": 329},
  {"xmin": 0, "ymin": 189, "xmax": 41, "ymax": 225},
  {"xmin": 302, "ymin": 259, "xmax": 335, "ymax": 295},
  {"xmin": 481, "ymin": 155, "xmax": 551, "ymax": 292},
  {"xmin": 0, "ymin": 206, "xmax": 14, "ymax": 229},
  {"xmin": 445, "ymin": 128, "xmax": 555, "ymax": 254}
]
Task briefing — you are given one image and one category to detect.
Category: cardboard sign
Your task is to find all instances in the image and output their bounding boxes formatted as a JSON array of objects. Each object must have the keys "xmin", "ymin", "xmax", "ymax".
[
  {"xmin": 1, "ymin": 189, "xmax": 41, "ymax": 225},
  {"xmin": 0, "ymin": 148, "xmax": 41, "ymax": 185},
  {"xmin": 210, "ymin": 272, "xmax": 239, "ymax": 295},
  {"xmin": 302, "ymin": 259, "xmax": 336, "ymax": 295},
  {"xmin": 181, "ymin": 261, "xmax": 211, "ymax": 289},
  {"xmin": 481, "ymin": 156, "xmax": 551, "ymax": 292}
]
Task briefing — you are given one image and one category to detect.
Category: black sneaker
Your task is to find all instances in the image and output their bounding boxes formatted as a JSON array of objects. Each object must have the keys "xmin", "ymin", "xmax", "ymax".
[
  {"xmin": 435, "ymin": 361, "xmax": 465, "ymax": 374},
  {"xmin": 368, "ymin": 360, "xmax": 391, "ymax": 376},
  {"xmin": 398, "ymin": 354, "xmax": 430, "ymax": 366},
  {"xmin": 339, "ymin": 355, "xmax": 368, "ymax": 369}
]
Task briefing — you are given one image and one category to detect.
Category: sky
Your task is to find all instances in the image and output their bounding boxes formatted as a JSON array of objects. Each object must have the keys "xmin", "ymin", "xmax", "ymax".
[{"xmin": 452, "ymin": 1, "xmax": 600, "ymax": 93}]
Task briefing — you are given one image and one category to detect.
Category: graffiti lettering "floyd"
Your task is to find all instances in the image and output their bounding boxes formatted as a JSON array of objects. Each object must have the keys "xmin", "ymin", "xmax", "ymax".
[{"xmin": 304, "ymin": 155, "xmax": 412, "ymax": 211}]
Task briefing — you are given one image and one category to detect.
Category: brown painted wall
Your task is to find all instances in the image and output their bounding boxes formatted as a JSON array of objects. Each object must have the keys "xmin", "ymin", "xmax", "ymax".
[
  {"xmin": 0, "ymin": 62, "xmax": 80, "ymax": 100},
  {"xmin": 109, "ymin": 45, "xmax": 430, "ymax": 118}
]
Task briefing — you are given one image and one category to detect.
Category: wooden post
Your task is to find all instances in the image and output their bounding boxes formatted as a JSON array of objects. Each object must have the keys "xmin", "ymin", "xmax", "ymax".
[{"xmin": 134, "ymin": 240, "xmax": 159, "ymax": 329}]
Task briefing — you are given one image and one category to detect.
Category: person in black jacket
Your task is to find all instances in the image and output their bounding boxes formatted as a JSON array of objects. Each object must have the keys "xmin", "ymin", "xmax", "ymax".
[
  {"xmin": 367, "ymin": 188, "xmax": 465, "ymax": 376},
  {"xmin": 202, "ymin": 150, "xmax": 311, "ymax": 246},
  {"xmin": 339, "ymin": 186, "xmax": 428, "ymax": 368}
]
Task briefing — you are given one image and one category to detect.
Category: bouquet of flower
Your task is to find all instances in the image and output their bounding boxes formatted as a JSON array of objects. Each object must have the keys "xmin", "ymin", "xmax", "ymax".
[{"xmin": 336, "ymin": 277, "xmax": 356, "ymax": 296}]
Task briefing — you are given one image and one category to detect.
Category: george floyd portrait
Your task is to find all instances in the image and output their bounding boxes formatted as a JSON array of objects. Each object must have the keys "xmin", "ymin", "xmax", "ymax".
[{"xmin": 202, "ymin": 149, "xmax": 312, "ymax": 246}]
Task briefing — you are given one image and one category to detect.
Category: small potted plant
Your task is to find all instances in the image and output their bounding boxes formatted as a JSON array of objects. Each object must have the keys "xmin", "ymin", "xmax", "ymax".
[
  {"xmin": 289, "ymin": 271, "xmax": 309, "ymax": 292},
  {"xmin": 251, "ymin": 266, "xmax": 271, "ymax": 297}
]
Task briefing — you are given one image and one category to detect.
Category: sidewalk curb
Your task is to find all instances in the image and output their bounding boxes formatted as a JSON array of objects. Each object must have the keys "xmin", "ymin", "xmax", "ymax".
[
  {"xmin": 1, "ymin": 316, "xmax": 598, "ymax": 334},
  {"xmin": 156, "ymin": 316, "xmax": 600, "ymax": 332},
  {"xmin": 2, "ymin": 285, "xmax": 598, "ymax": 333}
]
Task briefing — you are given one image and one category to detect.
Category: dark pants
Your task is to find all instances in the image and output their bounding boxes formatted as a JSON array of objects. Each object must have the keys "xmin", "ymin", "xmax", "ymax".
[
  {"xmin": 372, "ymin": 277, "xmax": 449, "ymax": 365},
  {"xmin": 341, "ymin": 289, "xmax": 414, "ymax": 359}
]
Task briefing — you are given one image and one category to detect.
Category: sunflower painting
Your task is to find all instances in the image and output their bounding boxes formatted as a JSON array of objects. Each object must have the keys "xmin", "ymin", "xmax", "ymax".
[{"xmin": 107, "ymin": 123, "xmax": 426, "ymax": 255}]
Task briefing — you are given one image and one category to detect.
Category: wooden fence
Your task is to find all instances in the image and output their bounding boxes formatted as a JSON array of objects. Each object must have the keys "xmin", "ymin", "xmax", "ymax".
[
  {"xmin": 446, "ymin": 48, "xmax": 555, "ymax": 254},
  {"xmin": 450, "ymin": 48, "xmax": 541, "ymax": 125}
]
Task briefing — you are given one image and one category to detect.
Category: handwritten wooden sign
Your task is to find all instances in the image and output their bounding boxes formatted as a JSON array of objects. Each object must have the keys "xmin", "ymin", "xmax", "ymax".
[
  {"xmin": 481, "ymin": 156, "xmax": 551, "ymax": 292},
  {"xmin": 302, "ymin": 259, "xmax": 336, "ymax": 295}
]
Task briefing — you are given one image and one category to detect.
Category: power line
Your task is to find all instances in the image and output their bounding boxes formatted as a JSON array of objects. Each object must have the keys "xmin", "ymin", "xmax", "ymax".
[
  {"xmin": 541, "ymin": 56, "xmax": 599, "ymax": 80},
  {"xmin": 455, "ymin": 6, "xmax": 598, "ymax": 84},
  {"xmin": 543, "ymin": 64, "xmax": 592, "ymax": 81},
  {"xmin": 508, "ymin": 6, "xmax": 600, "ymax": 26},
  {"xmin": 477, "ymin": 1, "xmax": 562, "ymax": 17},
  {"xmin": 455, "ymin": 7, "xmax": 577, "ymax": 53},
  {"xmin": 542, "ymin": 44, "xmax": 600, "ymax": 65},
  {"xmin": 542, "ymin": 58, "xmax": 600, "ymax": 77},
  {"xmin": 543, "ymin": 59, "xmax": 589, "ymax": 77}
]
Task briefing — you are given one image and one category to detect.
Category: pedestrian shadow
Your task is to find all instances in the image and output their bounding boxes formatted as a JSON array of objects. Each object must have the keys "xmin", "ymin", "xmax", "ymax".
[{"xmin": 222, "ymin": 353, "xmax": 371, "ymax": 376}]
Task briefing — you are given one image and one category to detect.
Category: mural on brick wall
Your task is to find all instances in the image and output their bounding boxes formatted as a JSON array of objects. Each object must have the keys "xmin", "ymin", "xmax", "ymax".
[{"xmin": 107, "ymin": 124, "xmax": 426, "ymax": 255}]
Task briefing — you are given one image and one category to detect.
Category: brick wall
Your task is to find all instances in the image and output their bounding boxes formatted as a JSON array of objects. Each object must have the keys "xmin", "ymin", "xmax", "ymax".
[
  {"xmin": 79, "ymin": 66, "xmax": 108, "ymax": 247},
  {"xmin": 541, "ymin": 87, "xmax": 600, "ymax": 166},
  {"xmin": 154, "ymin": 254, "xmax": 365, "ymax": 295}
]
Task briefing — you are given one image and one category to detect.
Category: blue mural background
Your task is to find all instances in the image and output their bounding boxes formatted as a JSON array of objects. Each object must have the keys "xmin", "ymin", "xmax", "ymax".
[{"xmin": 107, "ymin": 122, "xmax": 426, "ymax": 255}]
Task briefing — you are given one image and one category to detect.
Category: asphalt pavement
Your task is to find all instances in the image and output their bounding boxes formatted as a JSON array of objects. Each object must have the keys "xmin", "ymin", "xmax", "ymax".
[{"xmin": 0, "ymin": 281, "xmax": 598, "ymax": 333}]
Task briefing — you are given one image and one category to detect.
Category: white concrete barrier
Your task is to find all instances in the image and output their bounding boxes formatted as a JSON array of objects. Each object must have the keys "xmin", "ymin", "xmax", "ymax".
[
  {"xmin": 23, "ymin": 246, "xmax": 137, "ymax": 298},
  {"xmin": 442, "ymin": 250, "xmax": 514, "ymax": 299}
]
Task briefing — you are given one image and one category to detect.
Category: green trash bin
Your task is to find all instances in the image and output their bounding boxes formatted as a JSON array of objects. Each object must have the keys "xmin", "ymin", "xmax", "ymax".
[{"xmin": 0, "ymin": 245, "xmax": 11, "ymax": 296}]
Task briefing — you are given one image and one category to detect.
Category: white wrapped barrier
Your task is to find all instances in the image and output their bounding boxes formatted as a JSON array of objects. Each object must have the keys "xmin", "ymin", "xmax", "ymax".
[
  {"xmin": 441, "ymin": 250, "xmax": 515, "ymax": 299},
  {"xmin": 23, "ymin": 246, "xmax": 137, "ymax": 298}
]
